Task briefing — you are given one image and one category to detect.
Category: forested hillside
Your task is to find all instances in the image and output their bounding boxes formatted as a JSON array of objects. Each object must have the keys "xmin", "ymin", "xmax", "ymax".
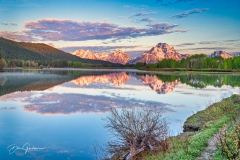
[{"xmin": 0, "ymin": 37, "xmax": 115, "ymax": 65}]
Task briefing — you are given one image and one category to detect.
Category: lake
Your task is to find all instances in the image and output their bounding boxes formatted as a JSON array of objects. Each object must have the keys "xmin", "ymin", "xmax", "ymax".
[{"xmin": 0, "ymin": 69, "xmax": 240, "ymax": 160}]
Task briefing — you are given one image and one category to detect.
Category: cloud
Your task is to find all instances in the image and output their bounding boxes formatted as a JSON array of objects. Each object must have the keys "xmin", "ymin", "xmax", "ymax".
[
  {"xmin": 10, "ymin": 22, "xmax": 17, "ymax": 26},
  {"xmin": 175, "ymin": 43, "xmax": 196, "ymax": 47},
  {"xmin": 198, "ymin": 41, "xmax": 219, "ymax": 45},
  {"xmin": 1, "ymin": 19, "xmax": 187, "ymax": 42},
  {"xmin": 140, "ymin": 5, "xmax": 149, "ymax": 10},
  {"xmin": 123, "ymin": 5, "xmax": 131, "ymax": 8},
  {"xmin": 223, "ymin": 39, "xmax": 240, "ymax": 42},
  {"xmin": 156, "ymin": 0, "xmax": 208, "ymax": 5},
  {"xmin": 175, "ymin": 39, "xmax": 240, "ymax": 51},
  {"xmin": 123, "ymin": 5, "xmax": 148, "ymax": 11},
  {"xmin": 130, "ymin": 17, "xmax": 155, "ymax": 24},
  {"xmin": 0, "ymin": 31, "xmax": 35, "ymax": 41},
  {"xmin": 123, "ymin": 5, "xmax": 136, "ymax": 10},
  {"xmin": 146, "ymin": 23, "xmax": 179, "ymax": 30},
  {"xmin": 188, "ymin": 47, "xmax": 230, "ymax": 50},
  {"xmin": 130, "ymin": 11, "xmax": 157, "ymax": 18},
  {"xmin": 138, "ymin": 18, "xmax": 155, "ymax": 23},
  {"xmin": 123, "ymin": 5, "xmax": 138, "ymax": 10},
  {"xmin": 1, "ymin": 22, "xmax": 17, "ymax": 26},
  {"xmin": 172, "ymin": 8, "xmax": 209, "ymax": 19},
  {"xmin": 231, "ymin": 52, "xmax": 240, "ymax": 56},
  {"xmin": 118, "ymin": 16, "xmax": 128, "ymax": 19},
  {"xmin": 195, "ymin": 40, "xmax": 239, "ymax": 45},
  {"xmin": 2, "ymin": 22, "xmax": 8, "ymax": 25}
]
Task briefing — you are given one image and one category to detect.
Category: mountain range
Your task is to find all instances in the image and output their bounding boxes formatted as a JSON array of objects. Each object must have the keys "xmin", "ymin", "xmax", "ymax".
[
  {"xmin": 70, "ymin": 43, "xmax": 189, "ymax": 64},
  {"xmin": 71, "ymin": 49, "xmax": 131, "ymax": 65},
  {"xmin": 70, "ymin": 43, "xmax": 234, "ymax": 65},
  {"xmin": 0, "ymin": 37, "xmax": 234, "ymax": 65}
]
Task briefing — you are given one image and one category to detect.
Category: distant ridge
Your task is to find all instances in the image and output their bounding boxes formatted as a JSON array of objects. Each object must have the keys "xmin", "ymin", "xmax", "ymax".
[
  {"xmin": 210, "ymin": 50, "xmax": 233, "ymax": 59},
  {"xmin": 0, "ymin": 37, "xmax": 115, "ymax": 65}
]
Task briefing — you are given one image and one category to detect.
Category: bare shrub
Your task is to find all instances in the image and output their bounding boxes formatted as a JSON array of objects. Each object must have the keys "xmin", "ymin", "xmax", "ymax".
[
  {"xmin": 104, "ymin": 106, "xmax": 169, "ymax": 160},
  {"xmin": 233, "ymin": 98, "xmax": 240, "ymax": 104},
  {"xmin": 39, "ymin": 65, "xmax": 44, "ymax": 69}
]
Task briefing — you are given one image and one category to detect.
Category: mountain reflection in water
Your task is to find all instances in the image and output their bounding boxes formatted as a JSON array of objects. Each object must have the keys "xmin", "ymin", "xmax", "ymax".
[
  {"xmin": 1, "ymin": 70, "xmax": 240, "ymax": 96},
  {"xmin": 70, "ymin": 72, "xmax": 240, "ymax": 94},
  {"xmin": 0, "ymin": 70, "xmax": 240, "ymax": 116},
  {"xmin": 71, "ymin": 72, "xmax": 131, "ymax": 86},
  {"xmin": 71, "ymin": 73, "xmax": 181, "ymax": 94}
]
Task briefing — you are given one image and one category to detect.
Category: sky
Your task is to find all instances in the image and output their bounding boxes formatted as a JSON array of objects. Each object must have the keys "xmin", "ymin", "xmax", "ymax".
[{"xmin": 0, "ymin": 0, "xmax": 240, "ymax": 57}]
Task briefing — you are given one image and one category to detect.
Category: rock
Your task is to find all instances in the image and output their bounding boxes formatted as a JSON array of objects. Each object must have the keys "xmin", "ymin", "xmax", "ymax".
[{"xmin": 183, "ymin": 125, "xmax": 200, "ymax": 132}]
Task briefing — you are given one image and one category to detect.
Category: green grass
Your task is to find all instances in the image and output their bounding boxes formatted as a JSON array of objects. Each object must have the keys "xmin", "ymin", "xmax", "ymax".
[
  {"xmin": 212, "ymin": 109, "xmax": 240, "ymax": 160},
  {"xmin": 144, "ymin": 95, "xmax": 240, "ymax": 160}
]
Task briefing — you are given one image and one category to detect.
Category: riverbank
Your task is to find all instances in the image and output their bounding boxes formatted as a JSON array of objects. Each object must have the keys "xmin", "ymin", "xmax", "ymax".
[
  {"xmin": 144, "ymin": 94, "xmax": 240, "ymax": 160},
  {"xmin": 4, "ymin": 66, "xmax": 136, "ymax": 70},
  {"xmin": 138, "ymin": 67, "xmax": 240, "ymax": 73}
]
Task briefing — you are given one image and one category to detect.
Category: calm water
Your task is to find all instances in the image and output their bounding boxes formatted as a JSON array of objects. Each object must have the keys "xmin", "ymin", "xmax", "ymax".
[{"xmin": 0, "ymin": 69, "xmax": 240, "ymax": 160}]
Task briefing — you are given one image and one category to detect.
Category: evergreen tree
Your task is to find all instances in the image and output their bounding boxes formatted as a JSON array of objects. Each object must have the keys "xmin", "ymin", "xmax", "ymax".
[
  {"xmin": 0, "ymin": 46, "xmax": 2, "ymax": 59},
  {"xmin": 0, "ymin": 46, "xmax": 5, "ymax": 71}
]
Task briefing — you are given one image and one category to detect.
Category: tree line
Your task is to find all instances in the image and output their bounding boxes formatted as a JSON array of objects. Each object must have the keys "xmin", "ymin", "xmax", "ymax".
[
  {"xmin": 4, "ymin": 59, "xmax": 120, "ymax": 68},
  {"xmin": 133, "ymin": 54, "xmax": 240, "ymax": 70},
  {"xmin": 0, "ymin": 47, "xmax": 6, "ymax": 71}
]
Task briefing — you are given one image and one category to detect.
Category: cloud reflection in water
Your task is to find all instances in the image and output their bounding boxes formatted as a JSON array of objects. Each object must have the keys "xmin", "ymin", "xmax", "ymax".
[{"xmin": 23, "ymin": 93, "xmax": 174, "ymax": 115}]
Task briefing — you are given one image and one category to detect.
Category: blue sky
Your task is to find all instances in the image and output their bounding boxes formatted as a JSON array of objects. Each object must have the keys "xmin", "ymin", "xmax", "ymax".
[{"xmin": 0, "ymin": 0, "xmax": 240, "ymax": 56}]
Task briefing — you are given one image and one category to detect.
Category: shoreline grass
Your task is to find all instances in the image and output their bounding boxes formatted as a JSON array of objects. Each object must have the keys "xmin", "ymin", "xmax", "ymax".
[
  {"xmin": 138, "ymin": 67, "xmax": 240, "ymax": 73},
  {"xmin": 144, "ymin": 94, "xmax": 240, "ymax": 160}
]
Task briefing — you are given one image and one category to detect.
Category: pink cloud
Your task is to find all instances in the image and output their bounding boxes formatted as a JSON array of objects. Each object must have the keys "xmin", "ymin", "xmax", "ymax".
[
  {"xmin": 0, "ymin": 31, "xmax": 35, "ymax": 41},
  {"xmin": 0, "ymin": 19, "xmax": 187, "ymax": 42}
]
